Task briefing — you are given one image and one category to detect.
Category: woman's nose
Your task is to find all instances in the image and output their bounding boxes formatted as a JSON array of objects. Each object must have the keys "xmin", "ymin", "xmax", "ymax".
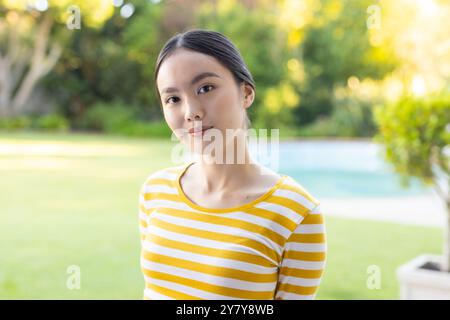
[{"xmin": 185, "ymin": 102, "xmax": 204, "ymax": 122}]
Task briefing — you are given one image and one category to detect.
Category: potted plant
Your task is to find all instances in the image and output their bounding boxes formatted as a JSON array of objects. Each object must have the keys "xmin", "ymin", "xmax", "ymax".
[{"xmin": 374, "ymin": 92, "xmax": 450, "ymax": 299}]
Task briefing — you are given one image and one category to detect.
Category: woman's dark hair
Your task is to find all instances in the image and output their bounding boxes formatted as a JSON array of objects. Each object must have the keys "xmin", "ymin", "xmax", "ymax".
[{"xmin": 154, "ymin": 29, "xmax": 255, "ymax": 128}]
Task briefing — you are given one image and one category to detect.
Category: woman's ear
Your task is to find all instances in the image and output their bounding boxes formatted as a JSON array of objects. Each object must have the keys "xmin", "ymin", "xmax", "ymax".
[{"xmin": 241, "ymin": 83, "xmax": 255, "ymax": 109}]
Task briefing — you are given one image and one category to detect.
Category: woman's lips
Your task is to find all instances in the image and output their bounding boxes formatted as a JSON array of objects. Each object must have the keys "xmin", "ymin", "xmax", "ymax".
[{"xmin": 189, "ymin": 126, "xmax": 213, "ymax": 136}]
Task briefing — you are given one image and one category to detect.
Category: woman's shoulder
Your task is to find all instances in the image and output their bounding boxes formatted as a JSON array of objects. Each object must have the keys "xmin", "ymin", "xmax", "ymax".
[
  {"xmin": 139, "ymin": 162, "xmax": 187, "ymax": 191},
  {"xmin": 276, "ymin": 173, "xmax": 321, "ymax": 210}
]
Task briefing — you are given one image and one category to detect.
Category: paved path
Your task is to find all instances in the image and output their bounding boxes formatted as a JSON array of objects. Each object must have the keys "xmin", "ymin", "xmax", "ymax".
[{"xmin": 321, "ymin": 193, "xmax": 447, "ymax": 228}]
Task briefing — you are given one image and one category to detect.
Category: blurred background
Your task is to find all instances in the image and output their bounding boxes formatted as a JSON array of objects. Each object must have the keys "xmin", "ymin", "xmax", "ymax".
[{"xmin": 0, "ymin": 0, "xmax": 449, "ymax": 299}]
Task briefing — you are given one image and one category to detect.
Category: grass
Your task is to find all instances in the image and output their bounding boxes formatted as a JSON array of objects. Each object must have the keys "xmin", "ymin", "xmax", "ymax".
[{"xmin": 0, "ymin": 131, "xmax": 442, "ymax": 299}]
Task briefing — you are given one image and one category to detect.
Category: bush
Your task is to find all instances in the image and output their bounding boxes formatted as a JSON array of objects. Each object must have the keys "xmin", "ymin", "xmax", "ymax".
[
  {"xmin": 77, "ymin": 101, "xmax": 172, "ymax": 138},
  {"xmin": 295, "ymin": 98, "xmax": 377, "ymax": 138},
  {"xmin": 77, "ymin": 101, "xmax": 136, "ymax": 132},
  {"xmin": 115, "ymin": 121, "xmax": 172, "ymax": 138},
  {"xmin": 0, "ymin": 116, "xmax": 33, "ymax": 130},
  {"xmin": 0, "ymin": 101, "xmax": 173, "ymax": 138},
  {"xmin": 373, "ymin": 92, "xmax": 450, "ymax": 187},
  {"xmin": 34, "ymin": 114, "xmax": 70, "ymax": 132},
  {"xmin": 0, "ymin": 114, "xmax": 70, "ymax": 132}
]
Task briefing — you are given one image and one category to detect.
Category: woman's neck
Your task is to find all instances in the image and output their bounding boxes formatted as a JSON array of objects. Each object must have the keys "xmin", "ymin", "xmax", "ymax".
[{"xmin": 190, "ymin": 142, "xmax": 262, "ymax": 193}]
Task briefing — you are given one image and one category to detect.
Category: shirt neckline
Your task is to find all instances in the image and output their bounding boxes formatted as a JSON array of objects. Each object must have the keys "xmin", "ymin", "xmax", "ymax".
[{"xmin": 175, "ymin": 161, "xmax": 287, "ymax": 213}]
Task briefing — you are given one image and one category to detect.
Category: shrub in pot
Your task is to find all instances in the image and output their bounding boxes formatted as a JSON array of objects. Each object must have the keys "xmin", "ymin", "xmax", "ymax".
[{"xmin": 374, "ymin": 92, "xmax": 450, "ymax": 299}]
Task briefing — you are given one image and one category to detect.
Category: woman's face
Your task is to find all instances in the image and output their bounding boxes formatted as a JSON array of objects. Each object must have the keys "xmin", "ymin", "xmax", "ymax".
[{"xmin": 156, "ymin": 48, "xmax": 254, "ymax": 157}]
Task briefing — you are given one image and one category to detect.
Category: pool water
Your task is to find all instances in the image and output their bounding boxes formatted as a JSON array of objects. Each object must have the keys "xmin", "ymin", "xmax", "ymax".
[{"xmin": 252, "ymin": 139, "xmax": 433, "ymax": 198}]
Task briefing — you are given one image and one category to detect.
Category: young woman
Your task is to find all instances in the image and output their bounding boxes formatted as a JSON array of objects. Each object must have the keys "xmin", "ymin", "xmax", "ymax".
[{"xmin": 138, "ymin": 29, "xmax": 327, "ymax": 300}]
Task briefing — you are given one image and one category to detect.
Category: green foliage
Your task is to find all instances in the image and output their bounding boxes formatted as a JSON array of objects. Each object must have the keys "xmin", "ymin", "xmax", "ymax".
[
  {"xmin": 0, "ymin": 116, "xmax": 33, "ymax": 130},
  {"xmin": 252, "ymin": 106, "xmax": 296, "ymax": 132},
  {"xmin": 76, "ymin": 101, "xmax": 136, "ymax": 132},
  {"xmin": 114, "ymin": 121, "xmax": 172, "ymax": 138},
  {"xmin": 0, "ymin": 114, "xmax": 69, "ymax": 132},
  {"xmin": 373, "ymin": 92, "xmax": 450, "ymax": 187},
  {"xmin": 76, "ymin": 101, "xmax": 171, "ymax": 138},
  {"xmin": 121, "ymin": 0, "xmax": 164, "ymax": 107},
  {"xmin": 292, "ymin": 98, "xmax": 377, "ymax": 137},
  {"xmin": 5, "ymin": 0, "xmax": 411, "ymax": 138},
  {"xmin": 296, "ymin": 0, "xmax": 398, "ymax": 125},
  {"xmin": 44, "ymin": 0, "xmax": 165, "ymax": 122},
  {"xmin": 34, "ymin": 114, "xmax": 70, "ymax": 132}
]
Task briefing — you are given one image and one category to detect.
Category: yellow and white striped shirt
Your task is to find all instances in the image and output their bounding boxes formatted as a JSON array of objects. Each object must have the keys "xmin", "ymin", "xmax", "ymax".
[{"xmin": 138, "ymin": 161, "xmax": 327, "ymax": 300}]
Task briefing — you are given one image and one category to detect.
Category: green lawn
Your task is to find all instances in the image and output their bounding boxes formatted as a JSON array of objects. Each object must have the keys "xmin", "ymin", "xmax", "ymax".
[{"xmin": 0, "ymin": 131, "xmax": 442, "ymax": 299}]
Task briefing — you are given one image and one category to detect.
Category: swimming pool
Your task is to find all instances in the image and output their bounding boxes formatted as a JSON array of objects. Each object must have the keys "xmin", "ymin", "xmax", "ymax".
[{"xmin": 253, "ymin": 139, "xmax": 434, "ymax": 198}]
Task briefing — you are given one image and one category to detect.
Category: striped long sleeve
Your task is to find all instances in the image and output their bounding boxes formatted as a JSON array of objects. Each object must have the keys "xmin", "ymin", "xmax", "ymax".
[{"xmin": 275, "ymin": 204, "xmax": 327, "ymax": 299}]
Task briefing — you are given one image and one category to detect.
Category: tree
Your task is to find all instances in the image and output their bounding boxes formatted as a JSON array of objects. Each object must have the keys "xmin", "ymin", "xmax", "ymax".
[
  {"xmin": 296, "ymin": 0, "xmax": 398, "ymax": 125},
  {"xmin": 374, "ymin": 93, "xmax": 450, "ymax": 271},
  {"xmin": 43, "ymin": 0, "xmax": 166, "ymax": 123},
  {"xmin": 0, "ymin": 0, "xmax": 113, "ymax": 117}
]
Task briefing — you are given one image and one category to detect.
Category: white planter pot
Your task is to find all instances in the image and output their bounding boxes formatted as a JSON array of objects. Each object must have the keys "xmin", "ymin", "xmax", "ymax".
[{"xmin": 397, "ymin": 254, "xmax": 450, "ymax": 299}]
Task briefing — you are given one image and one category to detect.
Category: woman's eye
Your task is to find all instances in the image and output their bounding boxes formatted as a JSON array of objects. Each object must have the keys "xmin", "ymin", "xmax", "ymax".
[
  {"xmin": 198, "ymin": 85, "xmax": 214, "ymax": 94},
  {"xmin": 165, "ymin": 96, "xmax": 180, "ymax": 104}
]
